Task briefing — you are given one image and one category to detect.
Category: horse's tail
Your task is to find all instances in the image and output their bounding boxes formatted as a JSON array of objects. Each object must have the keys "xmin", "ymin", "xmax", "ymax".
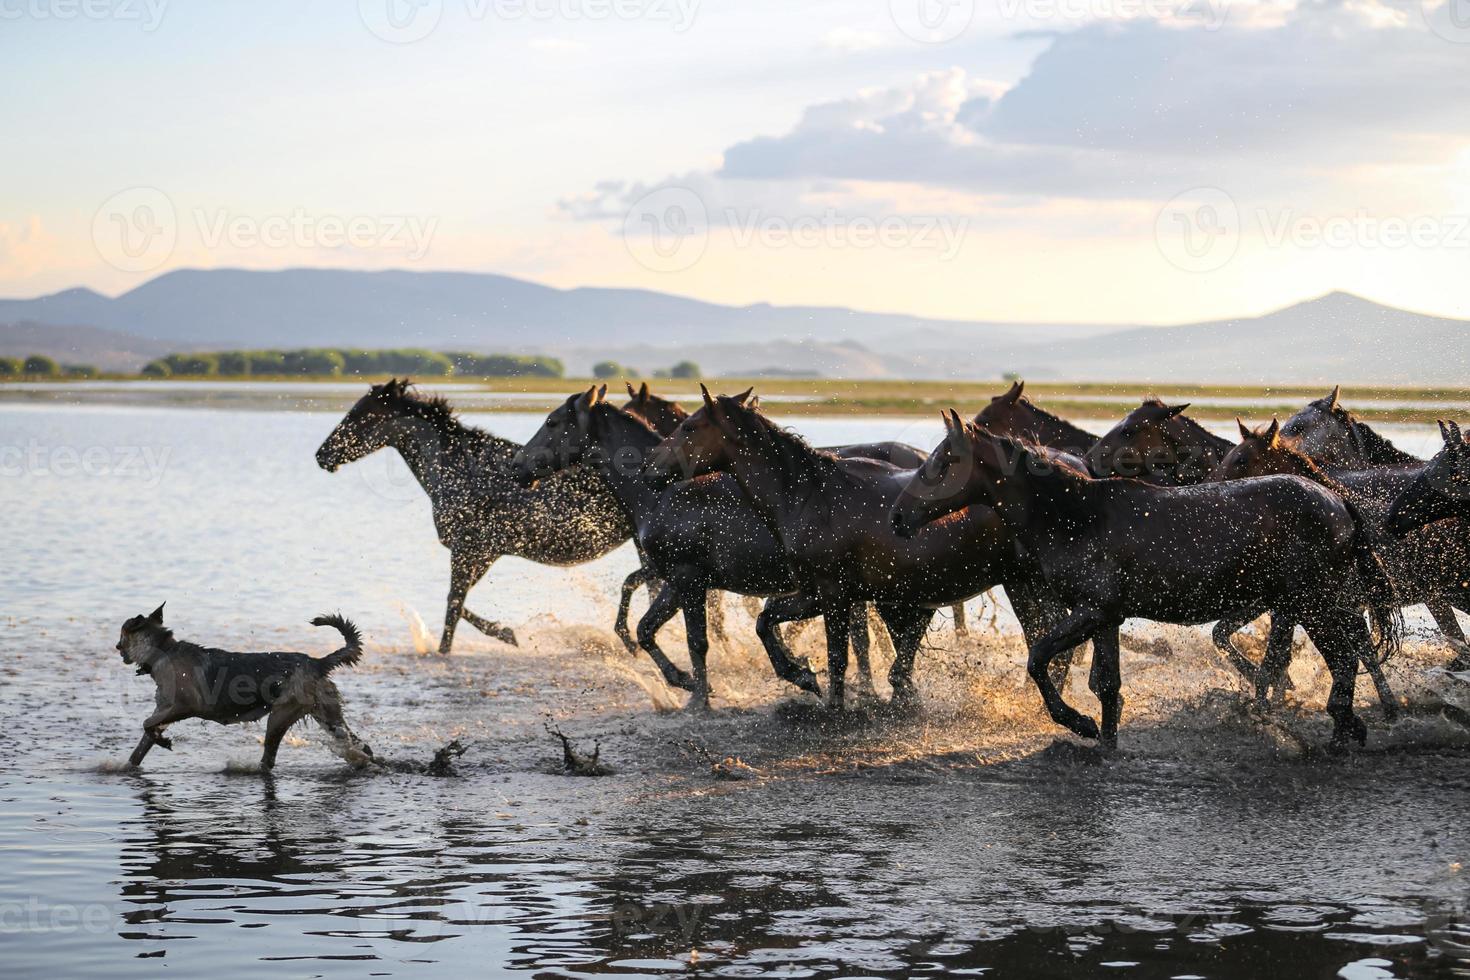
[
  {"xmin": 311, "ymin": 613, "xmax": 364, "ymax": 674},
  {"xmin": 1344, "ymin": 500, "xmax": 1402, "ymax": 664}
]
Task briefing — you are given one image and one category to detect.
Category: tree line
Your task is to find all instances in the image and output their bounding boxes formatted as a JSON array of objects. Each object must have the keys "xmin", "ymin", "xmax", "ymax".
[
  {"xmin": 140, "ymin": 348, "xmax": 566, "ymax": 378},
  {"xmin": 0, "ymin": 355, "xmax": 98, "ymax": 378}
]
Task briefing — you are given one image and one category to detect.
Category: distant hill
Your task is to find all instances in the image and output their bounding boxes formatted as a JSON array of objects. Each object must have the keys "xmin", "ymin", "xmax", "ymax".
[
  {"xmin": 1, "ymin": 269, "xmax": 1464, "ymax": 382},
  {"xmin": 0, "ymin": 321, "xmax": 167, "ymax": 372}
]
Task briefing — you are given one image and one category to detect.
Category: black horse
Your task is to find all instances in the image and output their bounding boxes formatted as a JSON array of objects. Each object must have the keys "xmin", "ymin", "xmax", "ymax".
[
  {"xmin": 892, "ymin": 418, "xmax": 1399, "ymax": 750},
  {"xmin": 512, "ymin": 386, "xmax": 901, "ymax": 707},
  {"xmin": 317, "ymin": 379, "xmax": 631, "ymax": 653},
  {"xmin": 1388, "ymin": 420, "xmax": 1470, "ymax": 539},
  {"xmin": 646, "ymin": 389, "xmax": 1073, "ymax": 708},
  {"xmin": 974, "ymin": 380, "xmax": 1100, "ymax": 457},
  {"xmin": 1282, "ymin": 386, "xmax": 1422, "ymax": 471},
  {"xmin": 1088, "ymin": 397, "xmax": 1235, "ymax": 485}
]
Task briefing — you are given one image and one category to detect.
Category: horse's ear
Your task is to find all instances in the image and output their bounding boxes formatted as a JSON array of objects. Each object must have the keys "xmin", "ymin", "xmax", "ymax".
[
  {"xmin": 149, "ymin": 603, "xmax": 165, "ymax": 623},
  {"xmin": 626, "ymin": 382, "xmax": 638, "ymax": 399},
  {"xmin": 1450, "ymin": 420, "xmax": 1464, "ymax": 447},
  {"xmin": 948, "ymin": 408, "xmax": 965, "ymax": 433},
  {"xmin": 748, "ymin": 394, "xmax": 761, "ymax": 411},
  {"xmin": 1264, "ymin": 418, "xmax": 1281, "ymax": 447},
  {"xmin": 639, "ymin": 381, "xmax": 649, "ymax": 399},
  {"xmin": 1326, "ymin": 385, "xmax": 1341, "ymax": 411},
  {"xmin": 700, "ymin": 383, "xmax": 714, "ymax": 411},
  {"xmin": 579, "ymin": 384, "xmax": 597, "ymax": 406},
  {"xmin": 733, "ymin": 387, "xmax": 754, "ymax": 406},
  {"xmin": 1004, "ymin": 379, "xmax": 1023, "ymax": 402},
  {"xmin": 1237, "ymin": 418, "xmax": 1252, "ymax": 441},
  {"xmin": 1165, "ymin": 403, "xmax": 1190, "ymax": 418},
  {"xmin": 596, "ymin": 383, "xmax": 608, "ymax": 404}
]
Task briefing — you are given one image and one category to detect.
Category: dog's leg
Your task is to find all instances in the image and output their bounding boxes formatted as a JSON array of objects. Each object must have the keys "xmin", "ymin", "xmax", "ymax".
[
  {"xmin": 130, "ymin": 705, "xmax": 192, "ymax": 764},
  {"xmin": 128, "ymin": 732, "xmax": 158, "ymax": 767},
  {"xmin": 311, "ymin": 687, "xmax": 374, "ymax": 767},
  {"xmin": 261, "ymin": 706, "xmax": 308, "ymax": 771}
]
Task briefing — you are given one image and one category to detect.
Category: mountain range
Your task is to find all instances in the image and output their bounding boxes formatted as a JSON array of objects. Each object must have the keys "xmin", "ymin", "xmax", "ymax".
[{"xmin": 1, "ymin": 268, "xmax": 1463, "ymax": 383}]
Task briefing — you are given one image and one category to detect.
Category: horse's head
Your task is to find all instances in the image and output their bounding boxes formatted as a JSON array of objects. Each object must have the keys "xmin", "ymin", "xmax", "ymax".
[
  {"xmin": 1206, "ymin": 418, "xmax": 1295, "ymax": 482},
  {"xmin": 1279, "ymin": 385, "xmax": 1357, "ymax": 466},
  {"xmin": 973, "ymin": 379, "xmax": 1030, "ymax": 436},
  {"xmin": 644, "ymin": 385, "xmax": 754, "ymax": 487},
  {"xmin": 316, "ymin": 377, "xmax": 415, "ymax": 471},
  {"xmin": 513, "ymin": 386, "xmax": 604, "ymax": 488},
  {"xmin": 1387, "ymin": 420, "xmax": 1470, "ymax": 536},
  {"xmin": 892, "ymin": 409, "xmax": 993, "ymax": 537},
  {"xmin": 1088, "ymin": 398, "xmax": 1193, "ymax": 480},
  {"xmin": 622, "ymin": 381, "xmax": 687, "ymax": 437}
]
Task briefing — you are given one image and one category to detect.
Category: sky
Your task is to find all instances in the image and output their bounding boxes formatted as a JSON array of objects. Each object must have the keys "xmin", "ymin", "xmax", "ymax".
[{"xmin": 2, "ymin": 0, "xmax": 1468, "ymax": 325}]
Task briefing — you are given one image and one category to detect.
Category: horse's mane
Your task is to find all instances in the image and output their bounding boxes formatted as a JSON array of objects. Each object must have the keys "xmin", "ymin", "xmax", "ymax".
[
  {"xmin": 597, "ymin": 400, "xmax": 662, "ymax": 440},
  {"xmin": 726, "ymin": 401, "xmax": 839, "ymax": 486},
  {"xmin": 1244, "ymin": 425, "xmax": 1361, "ymax": 503},
  {"xmin": 1306, "ymin": 396, "xmax": 1418, "ymax": 465},
  {"xmin": 380, "ymin": 382, "xmax": 509, "ymax": 452},
  {"xmin": 1013, "ymin": 397, "xmax": 1101, "ymax": 446}
]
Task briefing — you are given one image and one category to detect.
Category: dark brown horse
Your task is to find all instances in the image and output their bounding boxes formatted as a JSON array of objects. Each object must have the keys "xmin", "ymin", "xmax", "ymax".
[
  {"xmin": 1281, "ymin": 386, "xmax": 1422, "ymax": 470},
  {"xmin": 513, "ymin": 386, "xmax": 895, "ymax": 707},
  {"xmin": 974, "ymin": 380, "xmax": 1100, "ymax": 456},
  {"xmin": 316, "ymin": 379, "xmax": 630, "ymax": 653},
  {"xmin": 1388, "ymin": 421, "xmax": 1470, "ymax": 543},
  {"xmin": 623, "ymin": 381, "xmax": 688, "ymax": 434},
  {"xmin": 646, "ymin": 389, "xmax": 1072, "ymax": 708},
  {"xmin": 1088, "ymin": 398, "xmax": 1234, "ymax": 485},
  {"xmin": 893, "ymin": 418, "xmax": 1399, "ymax": 749}
]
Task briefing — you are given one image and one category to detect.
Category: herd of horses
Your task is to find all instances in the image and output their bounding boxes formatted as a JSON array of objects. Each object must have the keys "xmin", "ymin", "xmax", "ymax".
[{"xmin": 314, "ymin": 378, "xmax": 1470, "ymax": 751}]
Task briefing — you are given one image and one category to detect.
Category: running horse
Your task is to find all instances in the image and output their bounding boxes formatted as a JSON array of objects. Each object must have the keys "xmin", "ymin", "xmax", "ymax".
[
  {"xmin": 974, "ymin": 380, "xmax": 1100, "ymax": 458},
  {"xmin": 316, "ymin": 379, "xmax": 632, "ymax": 654},
  {"xmin": 1088, "ymin": 398, "xmax": 1234, "ymax": 485},
  {"xmin": 892, "ymin": 417, "xmax": 1400, "ymax": 750}
]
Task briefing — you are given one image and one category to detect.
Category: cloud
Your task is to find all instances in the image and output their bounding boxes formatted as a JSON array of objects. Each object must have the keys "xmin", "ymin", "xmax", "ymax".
[
  {"xmin": 820, "ymin": 27, "xmax": 889, "ymax": 53},
  {"xmin": 570, "ymin": 2, "xmax": 1470, "ymax": 214}
]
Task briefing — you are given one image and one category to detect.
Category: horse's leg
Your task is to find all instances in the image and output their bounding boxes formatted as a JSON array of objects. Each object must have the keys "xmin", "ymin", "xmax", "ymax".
[
  {"xmin": 1429, "ymin": 600, "xmax": 1470, "ymax": 671},
  {"xmin": 1008, "ymin": 579, "xmax": 1080, "ymax": 687},
  {"xmin": 878, "ymin": 604, "xmax": 935, "ymax": 708},
  {"xmin": 849, "ymin": 605, "xmax": 877, "ymax": 700},
  {"xmin": 446, "ymin": 552, "xmax": 515, "ymax": 650},
  {"xmin": 822, "ymin": 602, "xmax": 853, "ymax": 710},
  {"xmin": 635, "ymin": 584, "xmax": 696, "ymax": 693},
  {"xmin": 680, "ymin": 586, "xmax": 713, "ymax": 711},
  {"xmin": 1026, "ymin": 609, "xmax": 1105, "ymax": 741},
  {"xmin": 614, "ymin": 566, "xmax": 657, "ymax": 653},
  {"xmin": 952, "ymin": 602, "xmax": 968, "ymax": 638},
  {"xmin": 1358, "ymin": 628, "xmax": 1400, "ymax": 721},
  {"xmin": 754, "ymin": 594, "xmax": 822, "ymax": 695},
  {"xmin": 1089, "ymin": 625, "xmax": 1124, "ymax": 749},
  {"xmin": 1255, "ymin": 616, "xmax": 1297, "ymax": 708},
  {"xmin": 1211, "ymin": 613, "xmax": 1261, "ymax": 686},
  {"xmin": 1302, "ymin": 612, "xmax": 1368, "ymax": 750}
]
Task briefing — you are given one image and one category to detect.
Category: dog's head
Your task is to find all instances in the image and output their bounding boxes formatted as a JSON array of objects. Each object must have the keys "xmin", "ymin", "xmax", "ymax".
[{"xmin": 117, "ymin": 603, "xmax": 172, "ymax": 674}]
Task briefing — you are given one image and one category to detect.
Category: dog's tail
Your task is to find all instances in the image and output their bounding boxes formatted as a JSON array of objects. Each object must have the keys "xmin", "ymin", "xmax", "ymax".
[{"xmin": 310, "ymin": 613, "xmax": 364, "ymax": 674}]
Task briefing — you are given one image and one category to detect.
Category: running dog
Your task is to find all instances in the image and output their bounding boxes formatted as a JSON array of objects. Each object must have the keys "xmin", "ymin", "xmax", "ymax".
[{"xmin": 116, "ymin": 604, "xmax": 374, "ymax": 770}]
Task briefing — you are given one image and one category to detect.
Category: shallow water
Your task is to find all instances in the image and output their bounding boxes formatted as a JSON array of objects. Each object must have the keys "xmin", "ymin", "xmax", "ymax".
[{"xmin": 3, "ymin": 391, "xmax": 1469, "ymax": 978}]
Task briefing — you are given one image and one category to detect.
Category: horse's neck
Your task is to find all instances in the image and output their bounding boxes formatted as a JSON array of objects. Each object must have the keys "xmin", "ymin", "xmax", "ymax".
[
  {"xmin": 589, "ymin": 408, "xmax": 661, "ymax": 521},
  {"xmin": 1028, "ymin": 405, "xmax": 1099, "ymax": 449},
  {"xmin": 1353, "ymin": 420, "xmax": 1418, "ymax": 465},
  {"xmin": 1023, "ymin": 462, "xmax": 1106, "ymax": 535},
  {"xmin": 728, "ymin": 425, "xmax": 833, "ymax": 537},
  {"xmin": 1175, "ymin": 416, "xmax": 1232, "ymax": 457},
  {"xmin": 390, "ymin": 417, "xmax": 511, "ymax": 508}
]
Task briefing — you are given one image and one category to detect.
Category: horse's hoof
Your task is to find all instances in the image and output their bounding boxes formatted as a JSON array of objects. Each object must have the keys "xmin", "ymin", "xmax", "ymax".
[
  {"xmin": 493, "ymin": 627, "xmax": 518, "ymax": 647},
  {"xmin": 1354, "ymin": 718, "xmax": 1369, "ymax": 746},
  {"xmin": 666, "ymin": 670, "xmax": 697, "ymax": 693},
  {"xmin": 889, "ymin": 684, "xmax": 922, "ymax": 711},
  {"xmin": 792, "ymin": 671, "xmax": 822, "ymax": 697},
  {"xmin": 1381, "ymin": 701, "xmax": 1401, "ymax": 724},
  {"xmin": 685, "ymin": 697, "xmax": 712, "ymax": 713},
  {"xmin": 1074, "ymin": 716, "xmax": 1100, "ymax": 741}
]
